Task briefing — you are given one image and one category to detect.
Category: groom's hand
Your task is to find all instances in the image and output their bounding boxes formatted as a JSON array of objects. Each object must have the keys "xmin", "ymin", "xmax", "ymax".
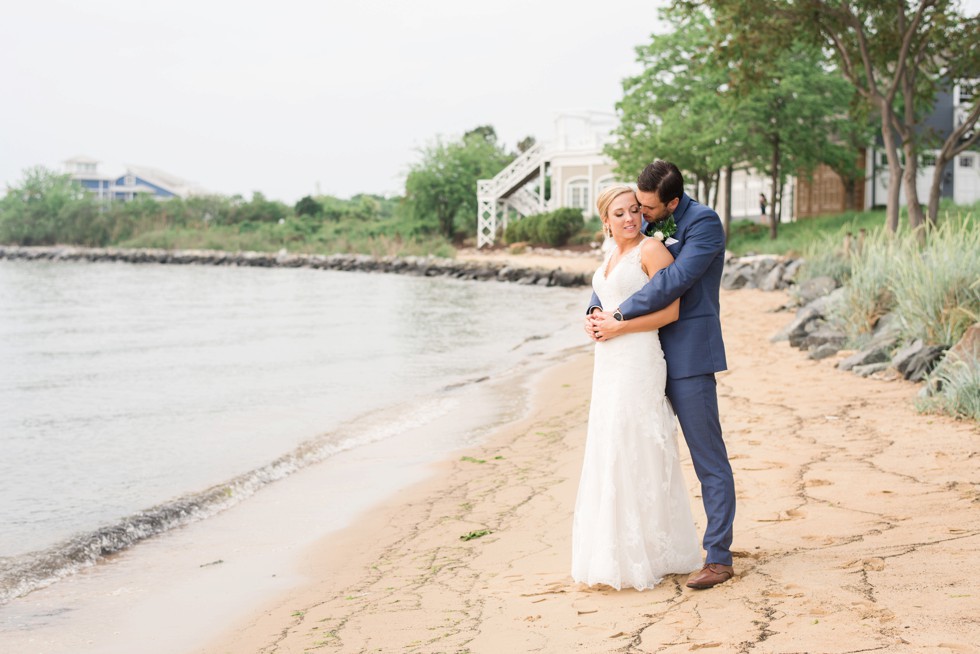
[{"xmin": 591, "ymin": 311, "xmax": 626, "ymax": 342}]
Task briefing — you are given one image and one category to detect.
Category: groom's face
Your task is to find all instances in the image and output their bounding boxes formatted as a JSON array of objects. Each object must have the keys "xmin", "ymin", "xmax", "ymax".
[{"xmin": 637, "ymin": 190, "xmax": 678, "ymax": 223}]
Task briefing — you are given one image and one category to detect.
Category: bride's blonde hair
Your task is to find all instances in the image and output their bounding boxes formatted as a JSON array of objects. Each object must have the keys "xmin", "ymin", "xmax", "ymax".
[{"xmin": 596, "ymin": 184, "xmax": 636, "ymax": 219}]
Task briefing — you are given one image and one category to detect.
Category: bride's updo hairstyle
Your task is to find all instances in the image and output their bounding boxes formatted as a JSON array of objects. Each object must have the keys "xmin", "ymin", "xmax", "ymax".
[{"xmin": 596, "ymin": 184, "xmax": 636, "ymax": 219}]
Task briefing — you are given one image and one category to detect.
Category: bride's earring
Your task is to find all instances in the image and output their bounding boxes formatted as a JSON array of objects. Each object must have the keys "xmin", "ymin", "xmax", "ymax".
[{"xmin": 603, "ymin": 222, "xmax": 611, "ymax": 238}]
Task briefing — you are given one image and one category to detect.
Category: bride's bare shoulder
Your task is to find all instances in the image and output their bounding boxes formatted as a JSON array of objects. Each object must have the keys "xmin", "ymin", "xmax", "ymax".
[{"xmin": 640, "ymin": 237, "xmax": 673, "ymax": 275}]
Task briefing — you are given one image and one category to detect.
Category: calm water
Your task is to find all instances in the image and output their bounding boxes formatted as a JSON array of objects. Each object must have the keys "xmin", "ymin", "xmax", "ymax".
[{"xmin": 0, "ymin": 259, "xmax": 587, "ymax": 602}]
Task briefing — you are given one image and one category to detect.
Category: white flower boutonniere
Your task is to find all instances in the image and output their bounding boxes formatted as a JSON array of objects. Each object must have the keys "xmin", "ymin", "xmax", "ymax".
[{"xmin": 644, "ymin": 215, "xmax": 677, "ymax": 241}]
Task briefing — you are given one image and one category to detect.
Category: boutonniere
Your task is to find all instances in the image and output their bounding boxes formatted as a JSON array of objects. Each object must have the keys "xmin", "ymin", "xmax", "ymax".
[{"xmin": 644, "ymin": 215, "xmax": 677, "ymax": 241}]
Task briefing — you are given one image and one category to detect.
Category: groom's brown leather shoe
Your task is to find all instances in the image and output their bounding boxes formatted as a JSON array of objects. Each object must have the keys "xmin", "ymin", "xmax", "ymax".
[{"xmin": 686, "ymin": 563, "xmax": 734, "ymax": 589}]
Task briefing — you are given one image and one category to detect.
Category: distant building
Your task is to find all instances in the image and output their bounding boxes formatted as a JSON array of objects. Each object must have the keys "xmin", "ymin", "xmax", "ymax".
[
  {"xmin": 63, "ymin": 156, "xmax": 206, "ymax": 201},
  {"xmin": 866, "ymin": 80, "xmax": 980, "ymax": 209}
]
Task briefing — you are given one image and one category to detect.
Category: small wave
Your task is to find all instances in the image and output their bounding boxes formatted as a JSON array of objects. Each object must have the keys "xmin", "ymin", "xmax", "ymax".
[{"xmin": 0, "ymin": 395, "xmax": 457, "ymax": 606}]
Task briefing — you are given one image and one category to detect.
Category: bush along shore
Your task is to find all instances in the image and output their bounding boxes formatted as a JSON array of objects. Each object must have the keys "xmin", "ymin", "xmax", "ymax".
[{"xmin": 0, "ymin": 244, "xmax": 592, "ymax": 288}]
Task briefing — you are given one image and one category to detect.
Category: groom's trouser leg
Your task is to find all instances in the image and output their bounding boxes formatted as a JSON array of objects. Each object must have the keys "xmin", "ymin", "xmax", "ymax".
[{"xmin": 666, "ymin": 374, "xmax": 735, "ymax": 566}]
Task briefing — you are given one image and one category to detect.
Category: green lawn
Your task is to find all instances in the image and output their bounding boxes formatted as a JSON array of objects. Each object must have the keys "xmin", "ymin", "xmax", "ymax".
[{"xmin": 725, "ymin": 200, "xmax": 979, "ymax": 257}]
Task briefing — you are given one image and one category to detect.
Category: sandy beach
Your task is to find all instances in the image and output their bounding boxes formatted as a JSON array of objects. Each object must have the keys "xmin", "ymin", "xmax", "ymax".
[{"xmin": 201, "ymin": 281, "xmax": 980, "ymax": 654}]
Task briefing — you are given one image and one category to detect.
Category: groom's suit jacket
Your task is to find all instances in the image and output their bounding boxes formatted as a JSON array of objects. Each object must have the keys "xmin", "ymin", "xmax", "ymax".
[{"xmin": 590, "ymin": 192, "xmax": 727, "ymax": 380}]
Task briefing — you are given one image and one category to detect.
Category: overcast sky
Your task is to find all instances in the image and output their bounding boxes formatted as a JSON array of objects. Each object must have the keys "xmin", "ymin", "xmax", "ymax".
[
  {"xmin": 1, "ymin": 0, "xmax": 669, "ymax": 203},
  {"xmin": 4, "ymin": 1, "xmax": 977, "ymax": 204}
]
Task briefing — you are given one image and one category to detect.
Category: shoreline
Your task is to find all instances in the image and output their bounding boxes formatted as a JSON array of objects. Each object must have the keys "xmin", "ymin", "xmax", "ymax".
[
  {"xmin": 0, "ymin": 244, "xmax": 594, "ymax": 287},
  {"xmin": 199, "ymin": 288, "xmax": 979, "ymax": 653}
]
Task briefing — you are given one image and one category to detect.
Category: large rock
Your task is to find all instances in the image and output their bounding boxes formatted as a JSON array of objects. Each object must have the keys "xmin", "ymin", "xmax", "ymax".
[
  {"xmin": 946, "ymin": 323, "xmax": 980, "ymax": 364},
  {"xmin": 838, "ymin": 344, "xmax": 892, "ymax": 371},
  {"xmin": 809, "ymin": 343, "xmax": 842, "ymax": 360},
  {"xmin": 782, "ymin": 258, "xmax": 805, "ymax": 284},
  {"xmin": 760, "ymin": 263, "xmax": 787, "ymax": 291},
  {"xmin": 794, "ymin": 276, "xmax": 838, "ymax": 305},
  {"xmin": 772, "ymin": 304, "xmax": 823, "ymax": 343},
  {"xmin": 721, "ymin": 263, "xmax": 753, "ymax": 290},
  {"xmin": 892, "ymin": 339, "xmax": 926, "ymax": 379},
  {"xmin": 903, "ymin": 345, "xmax": 950, "ymax": 382},
  {"xmin": 801, "ymin": 327, "xmax": 847, "ymax": 350},
  {"xmin": 852, "ymin": 362, "xmax": 891, "ymax": 377}
]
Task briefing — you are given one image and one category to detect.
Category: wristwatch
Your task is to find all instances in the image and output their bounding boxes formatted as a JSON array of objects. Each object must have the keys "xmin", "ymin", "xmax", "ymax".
[{"xmin": 613, "ymin": 309, "xmax": 624, "ymax": 321}]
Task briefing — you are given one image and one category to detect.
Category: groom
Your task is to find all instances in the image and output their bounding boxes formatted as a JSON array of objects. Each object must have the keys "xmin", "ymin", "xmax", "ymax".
[{"xmin": 587, "ymin": 160, "xmax": 736, "ymax": 590}]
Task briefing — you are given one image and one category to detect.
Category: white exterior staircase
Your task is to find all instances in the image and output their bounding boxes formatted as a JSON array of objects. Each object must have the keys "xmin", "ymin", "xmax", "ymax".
[{"xmin": 477, "ymin": 143, "xmax": 550, "ymax": 248}]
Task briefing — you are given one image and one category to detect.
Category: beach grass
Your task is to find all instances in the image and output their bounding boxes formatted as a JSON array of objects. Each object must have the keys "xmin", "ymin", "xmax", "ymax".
[{"xmin": 736, "ymin": 200, "xmax": 979, "ymax": 422}]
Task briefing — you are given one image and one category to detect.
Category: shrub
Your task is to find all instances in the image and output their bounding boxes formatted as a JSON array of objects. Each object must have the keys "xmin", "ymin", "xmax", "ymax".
[
  {"xmin": 504, "ymin": 208, "xmax": 584, "ymax": 247},
  {"xmin": 539, "ymin": 208, "xmax": 583, "ymax": 247}
]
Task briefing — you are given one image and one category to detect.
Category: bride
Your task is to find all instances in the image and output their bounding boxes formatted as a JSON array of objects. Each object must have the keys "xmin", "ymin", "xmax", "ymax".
[{"xmin": 571, "ymin": 184, "xmax": 702, "ymax": 590}]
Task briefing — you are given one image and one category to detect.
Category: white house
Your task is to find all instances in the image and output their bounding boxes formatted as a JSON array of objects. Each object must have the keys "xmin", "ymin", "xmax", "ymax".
[{"xmin": 476, "ymin": 111, "xmax": 789, "ymax": 248}]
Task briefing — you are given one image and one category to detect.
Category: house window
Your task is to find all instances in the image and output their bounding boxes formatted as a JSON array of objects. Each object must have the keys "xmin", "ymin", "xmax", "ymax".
[
  {"xmin": 566, "ymin": 179, "xmax": 590, "ymax": 210},
  {"xmin": 596, "ymin": 176, "xmax": 618, "ymax": 196},
  {"xmin": 878, "ymin": 152, "xmax": 888, "ymax": 167},
  {"xmin": 921, "ymin": 154, "xmax": 937, "ymax": 167},
  {"xmin": 959, "ymin": 155, "xmax": 975, "ymax": 168},
  {"xmin": 125, "ymin": 175, "xmax": 135, "ymax": 186}
]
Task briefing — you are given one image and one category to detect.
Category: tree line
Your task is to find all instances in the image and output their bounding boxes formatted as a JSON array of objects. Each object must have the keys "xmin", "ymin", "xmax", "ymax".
[{"xmin": 610, "ymin": 1, "xmax": 979, "ymax": 238}]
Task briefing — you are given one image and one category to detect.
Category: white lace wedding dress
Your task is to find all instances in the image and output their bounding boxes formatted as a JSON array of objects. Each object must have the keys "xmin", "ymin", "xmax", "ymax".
[{"xmin": 571, "ymin": 239, "xmax": 702, "ymax": 590}]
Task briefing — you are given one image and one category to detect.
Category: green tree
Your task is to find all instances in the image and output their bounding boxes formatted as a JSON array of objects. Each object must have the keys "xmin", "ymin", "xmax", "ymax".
[
  {"xmin": 687, "ymin": 0, "xmax": 978, "ymax": 232},
  {"xmin": 609, "ymin": 7, "xmax": 862, "ymax": 239},
  {"xmin": 404, "ymin": 127, "xmax": 513, "ymax": 239},
  {"xmin": 230, "ymin": 191, "xmax": 290, "ymax": 224},
  {"xmin": 0, "ymin": 166, "xmax": 100, "ymax": 245},
  {"xmin": 516, "ymin": 135, "xmax": 537, "ymax": 154},
  {"xmin": 294, "ymin": 195, "xmax": 323, "ymax": 217},
  {"xmin": 606, "ymin": 9, "xmax": 739, "ymax": 206},
  {"xmin": 737, "ymin": 41, "xmax": 858, "ymax": 238}
]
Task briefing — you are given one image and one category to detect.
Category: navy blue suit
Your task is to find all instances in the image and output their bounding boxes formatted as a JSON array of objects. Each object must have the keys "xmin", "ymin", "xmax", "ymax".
[{"xmin": 588, "ymin": 192, "xmax": 735, "ymax": 565}]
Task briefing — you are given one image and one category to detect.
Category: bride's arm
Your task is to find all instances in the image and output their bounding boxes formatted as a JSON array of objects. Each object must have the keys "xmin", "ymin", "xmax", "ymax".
[{"xmin": 591, "ymin": 239, "xmax": 679, "ymax": 339}]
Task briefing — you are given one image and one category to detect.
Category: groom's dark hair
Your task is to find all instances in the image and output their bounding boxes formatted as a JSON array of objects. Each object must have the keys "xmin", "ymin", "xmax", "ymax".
[{"xmin": 637, "ymin": 160, "xmax": 683, "ymax": 204}]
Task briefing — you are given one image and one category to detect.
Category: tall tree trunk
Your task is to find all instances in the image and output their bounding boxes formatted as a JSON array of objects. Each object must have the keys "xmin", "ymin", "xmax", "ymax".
[
  {"xmin": 842, "ymin": 178, "xmax": 857, "ymax": 211},
  {"xmin": 708, "ymin": 168, "xmax": 720, "ymax": 209},
  {"xmin": 926, "ymin": 165, "xmax": 942, "ymax": 226},
  {"xmin": 769, "ymin": 140, "xmax": 780, "ymax": 240},
  {"xmin": 723, "ymin": 164, "xmax": 733, "ymax": 243},
  {"xmin": 879, "ymin": 105, "xmax": 903, "ymax": 232},
  {"xmin": 901, "ymin": 139, "xmax": 925, "ymax": 230}
]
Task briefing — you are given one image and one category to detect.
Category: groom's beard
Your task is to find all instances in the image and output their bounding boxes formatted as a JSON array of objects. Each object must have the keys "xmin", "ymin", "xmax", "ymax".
[{"xmin": 644, "ymin": 208, "xmax": 669, "ymax": 223}]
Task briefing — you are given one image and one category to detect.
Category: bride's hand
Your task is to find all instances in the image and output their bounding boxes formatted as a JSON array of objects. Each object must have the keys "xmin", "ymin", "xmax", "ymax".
[
  {"xmin": 591, "ymin": 311, "xmax": 626, "ymax": 342},
  {"xmin": 584, "ymin": 314, "xmax": 599, "ymax": 341}
]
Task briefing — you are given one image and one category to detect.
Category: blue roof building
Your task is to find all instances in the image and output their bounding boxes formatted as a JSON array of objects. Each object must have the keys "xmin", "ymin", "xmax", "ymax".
[{"xmin": 63, "ymin": 156, "xmax": 204, "ymax": 201}]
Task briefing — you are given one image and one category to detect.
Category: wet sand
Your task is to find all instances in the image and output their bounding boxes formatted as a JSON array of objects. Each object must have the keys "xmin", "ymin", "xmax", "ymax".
[{"xmin": 201, "ymin": 287, "xmax": 980, "ymax": 653}]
